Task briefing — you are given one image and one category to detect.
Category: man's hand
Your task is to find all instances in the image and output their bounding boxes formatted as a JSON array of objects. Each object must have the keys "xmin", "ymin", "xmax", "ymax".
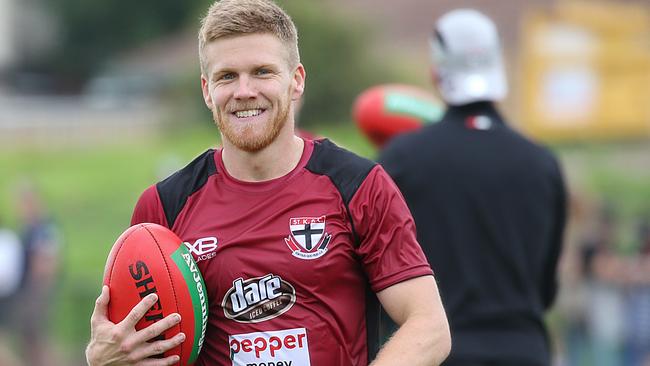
[{"xmin": 86, "ymin": 286, "xmax": 186, "ymax": 366}]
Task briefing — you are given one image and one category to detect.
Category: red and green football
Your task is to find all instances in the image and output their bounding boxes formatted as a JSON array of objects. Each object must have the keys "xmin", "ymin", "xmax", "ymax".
[
  {"xmin": 103, "ymin": 223, "xmax": 208, "ymax": 365},
  {"xmin": 352, "ymin": 84, "xmax": 445, "ymax": 147}
]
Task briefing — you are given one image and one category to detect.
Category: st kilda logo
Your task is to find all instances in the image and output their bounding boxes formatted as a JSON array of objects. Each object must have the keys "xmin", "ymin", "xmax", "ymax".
[
  {"xmin": 284, "ymin": 215, "xmax": 331, "ymax": 260},
  {"xmin": 222, "ymin": 274, "xmax": 296, "ymax": 323}
]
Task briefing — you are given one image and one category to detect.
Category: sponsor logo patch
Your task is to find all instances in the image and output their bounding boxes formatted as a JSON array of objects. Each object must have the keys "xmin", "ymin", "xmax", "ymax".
[
  {"xmin": 229, "ymin": 328, "xmax": 310, "ymax": 366},
  {"xmin": 183, "ymin": 236, "xmax": 218, "ymax": 263},
  {"xmin": 222, "ymin": 274, "xmax": 296, "ymax": 323},
  {"xmin": 284, "ymin": 216, "xmax": 331, "ymax": 260},
  {"xmin": 129, "ymin": 261, "xmax": 165, "ymax": 346}
]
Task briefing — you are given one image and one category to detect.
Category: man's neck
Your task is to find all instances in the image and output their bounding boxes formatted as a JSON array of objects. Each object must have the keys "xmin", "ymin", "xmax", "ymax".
[{"xmin": 221, "ymin": 130, "xmax": 305, "ymax": 182}]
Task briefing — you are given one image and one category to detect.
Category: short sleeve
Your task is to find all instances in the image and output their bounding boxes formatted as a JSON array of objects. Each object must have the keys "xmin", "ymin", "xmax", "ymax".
[
  {"xmin": 131, "ymin": 185, "xmax": 169, "ymax": 228},
  {"xmin": 349, "ymin": 165, "xmax": 432, "ymax": 292}
]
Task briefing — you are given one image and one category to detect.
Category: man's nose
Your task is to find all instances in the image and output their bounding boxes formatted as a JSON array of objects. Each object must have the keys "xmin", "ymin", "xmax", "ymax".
[{"xmin": 233, "ymin": 75, "xmax": 257, "ymax": 99}]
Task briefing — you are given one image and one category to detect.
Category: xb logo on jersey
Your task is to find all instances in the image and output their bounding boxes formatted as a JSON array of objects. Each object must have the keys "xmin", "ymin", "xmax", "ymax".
[
  {"xmin": 183, "ymin": 236, "xmax": 218, "ymax": 263},
  {"xmin": 284, "ymin": 215, "xmax": 331, "ymax": 260}
]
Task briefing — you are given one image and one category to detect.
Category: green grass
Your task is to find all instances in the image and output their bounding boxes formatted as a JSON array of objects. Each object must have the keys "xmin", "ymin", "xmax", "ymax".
[{"xmin": 312, "ymin": 122, "xmax": 378, "ymax": 159}]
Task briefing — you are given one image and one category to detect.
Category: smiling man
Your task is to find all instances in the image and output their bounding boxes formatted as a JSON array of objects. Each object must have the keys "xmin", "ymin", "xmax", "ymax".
[
  {"xmin": 85, "ymin": 1, "xmax": 450, "ymax": 365},
  {"xmin": 203, "ymin": 32, "xmax": 298, "ymax": 155}
]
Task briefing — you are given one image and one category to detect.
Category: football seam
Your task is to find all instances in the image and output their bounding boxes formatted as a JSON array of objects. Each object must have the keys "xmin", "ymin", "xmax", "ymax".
[
  {"xmin": 142, "ymin": 224, "xmax": 184, "ymax": 362},
  {"xmin": 107, "ymin": 224, "xmax": 143, "ymax": 288}
]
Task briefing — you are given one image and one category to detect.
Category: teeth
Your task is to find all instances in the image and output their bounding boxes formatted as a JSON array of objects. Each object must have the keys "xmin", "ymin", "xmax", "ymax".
[{"xmin": 235, "ymin": 109, "xmax": 262, "ymax": 118}]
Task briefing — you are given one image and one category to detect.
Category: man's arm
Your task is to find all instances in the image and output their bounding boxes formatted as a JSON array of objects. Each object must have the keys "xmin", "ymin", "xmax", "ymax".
[
  {"xmin": 85, "ymin": 286, "xmax": 185, "ymax": 366},
  {"xmin": 371, "ymin": 276, "xmax": 451, "ymax": 366}
]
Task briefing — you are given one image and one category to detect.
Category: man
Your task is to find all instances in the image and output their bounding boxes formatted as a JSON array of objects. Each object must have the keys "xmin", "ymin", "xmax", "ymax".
[
  {"xmin": 85, "ymin": 1, "xmax": 451, "ymax": 365},
  {"xmin": 379, "ymin": 9, "xmax": 566, "ymax": 366},
  {"xmin": 15, "ymin": 184, "xmax": 61, "ymax": 366},
  {"xmin": 0, "ymin": 216, "xmax": 23, "ymax": 366}
]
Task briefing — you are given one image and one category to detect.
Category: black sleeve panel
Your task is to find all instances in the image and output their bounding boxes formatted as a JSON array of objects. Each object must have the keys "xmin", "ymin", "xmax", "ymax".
[
  {"xmin": 305, "ymin": 139, "xmax": 377, "ymax": 205},
  {"xmin": 156, "ymin": 149, "xmax": 218, "ymax": 229}
]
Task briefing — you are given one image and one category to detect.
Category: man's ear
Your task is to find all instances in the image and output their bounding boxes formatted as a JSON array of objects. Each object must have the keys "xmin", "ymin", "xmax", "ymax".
[
  {"xmin": 201, "ymin": 75, "xmax": 214, "ymax": 110},
  {"xmin": 291, "ymin": 63, "xmax": 306, "ymax": 101}
]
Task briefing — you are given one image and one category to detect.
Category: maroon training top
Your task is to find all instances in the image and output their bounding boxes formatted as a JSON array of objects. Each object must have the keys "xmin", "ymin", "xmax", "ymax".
[{"xmin": 131, "ymin": 138, "xmax": 432, "ymax": 366}]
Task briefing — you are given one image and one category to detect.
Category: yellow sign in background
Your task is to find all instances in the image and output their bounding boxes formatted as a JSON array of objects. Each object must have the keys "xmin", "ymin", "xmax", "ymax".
[{"xmin": 518, "ymin": 1, "xmax": 650, "ymax": 142}]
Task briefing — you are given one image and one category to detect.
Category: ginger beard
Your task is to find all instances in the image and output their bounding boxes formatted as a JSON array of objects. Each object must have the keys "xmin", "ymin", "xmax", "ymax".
[{"xmin": 213, "ymin": 84, "xmax": 292, "ymax": 153}]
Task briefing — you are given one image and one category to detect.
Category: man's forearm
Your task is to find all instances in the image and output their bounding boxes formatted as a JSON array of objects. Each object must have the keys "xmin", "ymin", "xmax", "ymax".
[{"xmin": 370, "ymin": 313, "xmax": 451, "ymax": 366}]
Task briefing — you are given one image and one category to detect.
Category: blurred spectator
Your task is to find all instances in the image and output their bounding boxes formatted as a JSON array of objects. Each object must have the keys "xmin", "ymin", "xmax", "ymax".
[
  {"xmin": 0, "ymin": 215, "xmax": 23, "ymax": 366},
  {"xmin": 579, "ymin": 204, "xmax": 625, "ymax": 366},
  {"xmin": 554, "ymin": 195, "xmax": 593, "ymax": 366},
  {"xmin": 378, "ymin": 9, "xmax": 566, "ymax": 366},
  {"xmin": 622, "ymin": 216, "xmax": 650, "ymax": 366},
  {"xmin": 15, "ymin": 184, "xmax": 62, "ymax": 366}
]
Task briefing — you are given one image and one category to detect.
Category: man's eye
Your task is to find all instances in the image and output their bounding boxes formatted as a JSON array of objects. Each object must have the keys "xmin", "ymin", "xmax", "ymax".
[
  {"xmin": 220, "ymin": 73, "xmax": 235, "ymax": 80},
  {"xmin": 256, "ymin": 69, "xmax": 271, "ymax": 75}
]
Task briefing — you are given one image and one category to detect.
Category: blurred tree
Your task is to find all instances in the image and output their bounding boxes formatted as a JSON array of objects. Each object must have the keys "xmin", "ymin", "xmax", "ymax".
[
  {"xmin": 38, "ymin": 0, "xmax": 399, "ymax": 122},
  {"xmin": 281, "ymin": 0, "xmax": 397, "ymax": 125},
  {"xmin": 33, "ymin": 0, "xmax": 200, "ymax": 89}
]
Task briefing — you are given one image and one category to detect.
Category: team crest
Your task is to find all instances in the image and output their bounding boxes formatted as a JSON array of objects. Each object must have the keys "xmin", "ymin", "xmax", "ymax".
[{"xmin": 285, "ymin": 215, "xmax": 332, "ymax": 260}]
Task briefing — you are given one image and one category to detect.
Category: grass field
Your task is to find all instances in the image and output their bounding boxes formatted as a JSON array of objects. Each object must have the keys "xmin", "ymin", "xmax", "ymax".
[{"xmin": 0, "ymin": 121, "xmax": 648, "ymax": 362}]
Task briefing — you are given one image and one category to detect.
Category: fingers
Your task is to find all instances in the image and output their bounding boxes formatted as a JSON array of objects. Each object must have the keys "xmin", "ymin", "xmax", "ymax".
[
  {"xmin": 130, "ymin": 332, "xmax": 186, "ymax": 364},
  {"xmin": 120, "ymin": 293, "xmax": 160, "ymax": 329},
  {"xmin": 91, "ymin": 286, "xmax": 110, "ymax": 326},
  {"xmin": 88, "ymin": 288, "xmax": 186, "ymax": 366},
  {"xmin": 132, "ymin": 313, "xmax": 182, "ymax": 345},
  {"xmin": 138, "ymin": 354, "xmax": 181, "ymax": 366}
]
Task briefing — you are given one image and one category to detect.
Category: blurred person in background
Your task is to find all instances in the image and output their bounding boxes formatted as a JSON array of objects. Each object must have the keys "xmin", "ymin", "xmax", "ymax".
[
  {"xmin": 578, "ymin": 204, "xmax": 625, "ymax": 366},
  {"xmin": 379, "ymin": 9, "xmax": 567, "ymax": 366},
  {"xmin": 553, "ymin": 195, "xmax": 596, "ymax": 366},
  {"xmin": 85, "ymin": 0, "xmax": 451, "ymax": 365},
  {"xmin": 622, "ymin": 216, "xmax": 650, "ymax": 366},
  {"xmin": 0, "ymin": 215, "xmax": 24, "ymax": 366},
  {"xmin": 15, "ymin": 183, "xmax": 62, "ymax": 366}
]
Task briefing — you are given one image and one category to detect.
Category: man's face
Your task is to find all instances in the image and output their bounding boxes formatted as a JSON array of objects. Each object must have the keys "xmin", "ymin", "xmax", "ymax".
[{"xmin": 201, "ymin": 33, "xmax": 305, "ymax": 152}]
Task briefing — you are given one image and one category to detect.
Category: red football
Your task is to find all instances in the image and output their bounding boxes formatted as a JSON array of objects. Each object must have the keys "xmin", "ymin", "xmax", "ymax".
[
  {"xmin": 103, "ymin": 223, "xmax": 208, "ymax": 365},
  {"xmin": 352, "ymin": 84, "xmax": 445, "ymax": 147}
]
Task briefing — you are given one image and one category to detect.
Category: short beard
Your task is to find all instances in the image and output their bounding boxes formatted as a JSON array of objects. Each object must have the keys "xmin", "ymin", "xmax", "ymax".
[{"xmin": 213, "ymin": 88, "xmax": 291, "ymax": 153}]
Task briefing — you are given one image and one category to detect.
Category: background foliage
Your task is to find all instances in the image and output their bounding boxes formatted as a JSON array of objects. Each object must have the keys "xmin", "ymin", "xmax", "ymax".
[{"xmin": 33, "ymin": 0, "xmax": 403, "ymax": 124}]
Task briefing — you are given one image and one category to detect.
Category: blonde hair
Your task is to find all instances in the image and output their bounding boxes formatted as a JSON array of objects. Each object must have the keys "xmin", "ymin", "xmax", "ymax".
[{"xmin": 198, "ymin": 0, "xmax": 300, "ymax": 74}]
